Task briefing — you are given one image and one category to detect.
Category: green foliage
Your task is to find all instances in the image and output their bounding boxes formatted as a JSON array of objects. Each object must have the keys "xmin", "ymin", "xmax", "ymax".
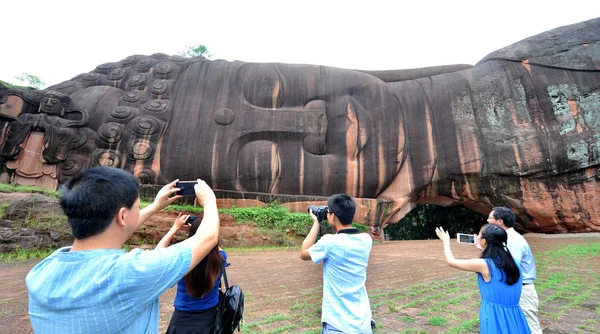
[
  {"xmin": 0, "ymin": 182, "xmax": 60, "ymax": 198},
  {"xmin": 400, "ymin": 316, "xmax": 415, "ymax": 323},
  {"xmin": 552, "ymin": 242, "xmax": 600, "ymax": 257},
  {"xmin": 385, "ymin": 204, "xmax": 486, "ymax": 240},
  {"xmin": 0, "ymin": 79, "xmax": 19, "ymax": 88},
  {"xmin": 14, "ymin": 73, "xmax": 45, "ymax": 89},
  {"xmin": 362, "ymin": 243, "xmax": 599, "ymax": 333},
  {"xmin": 0, "ymin": 247, "xmax": 55, "ymax": 261},
  {"xmin": 0, "ymin": 201, "xmax": 9, "ymax": 219},
  {"xmin": 161, "ymin": 203, "xmax": 204, "ymax": 214},
  {"xmin": 352, "ymin": 222, "xmax": 369, "ymax": 233},
  {"xmin": 427, "ymin": 316, "xmax": 448, "ymax": 326},
  {"xmin": 179, "ymin": 44, "xmax": 212, "ymax": 58},
  {"xmin": 226, "ymin": 203, "xmax": 313, "ymax": 235}
]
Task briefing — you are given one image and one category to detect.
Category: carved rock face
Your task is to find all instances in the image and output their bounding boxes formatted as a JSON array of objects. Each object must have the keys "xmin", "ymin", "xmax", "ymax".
[
  {"xmin": 1, "ymin": 18, "xmax": 600, "ymax": 235},
  {"xmin": 162, "ymin": 62, "xmax": 404, "ymax": 197},
  {"xmin": 39, "ymin": 97, "xmax": 64, "ymax": 116}
]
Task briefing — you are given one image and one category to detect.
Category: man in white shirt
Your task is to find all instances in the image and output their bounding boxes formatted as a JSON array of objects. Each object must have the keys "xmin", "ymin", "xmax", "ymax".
[
  {"xmin": 300, "ymin": 194, "xmax": 373, "ymax": 334},
  {"xmin": 488, "ymin": 206, "xmax": 542, "ymax": 334}
]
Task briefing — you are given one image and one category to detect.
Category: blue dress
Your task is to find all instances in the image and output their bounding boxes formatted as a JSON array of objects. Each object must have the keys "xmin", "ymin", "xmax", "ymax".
[{"xmin": 477, "ymin": 258, "xmax": 531, "ymax": 334}]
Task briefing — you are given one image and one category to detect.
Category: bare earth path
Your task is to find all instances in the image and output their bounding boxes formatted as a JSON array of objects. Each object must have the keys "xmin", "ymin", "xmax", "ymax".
[{"xmin": 1, "ymin": 234, "xmax": 599, "ymax": 334}]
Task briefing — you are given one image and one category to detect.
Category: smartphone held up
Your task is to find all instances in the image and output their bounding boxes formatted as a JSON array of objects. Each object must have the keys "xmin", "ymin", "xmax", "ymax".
[
  {"xmin": 456, "ymin": 233, "xmax": 476, "ymax": 244},
  {"xmin": 175, "ymin": 181, "xmax": 197, "ymax": 196}
]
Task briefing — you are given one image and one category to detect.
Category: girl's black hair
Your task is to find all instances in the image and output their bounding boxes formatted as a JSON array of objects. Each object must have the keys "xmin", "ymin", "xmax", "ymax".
[
  {"xmin": 480, "ymin": 224, "xmax": 520, "ymax": 285},
  {"xmin": 184, "ymin": 216, "xmax": 222, "ymax": 297}
]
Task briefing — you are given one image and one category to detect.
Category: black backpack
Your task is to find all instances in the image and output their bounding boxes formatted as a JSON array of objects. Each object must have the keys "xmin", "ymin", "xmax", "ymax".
[{"xmin": 214, "ymin": 260, "xmax": 244, "ymax": 334}]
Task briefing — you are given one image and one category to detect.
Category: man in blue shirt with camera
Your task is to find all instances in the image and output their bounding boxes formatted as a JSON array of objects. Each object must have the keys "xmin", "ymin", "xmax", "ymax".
[{"xmin": 300, "ymin": 194, "xmax": 373, "ymax": 334}]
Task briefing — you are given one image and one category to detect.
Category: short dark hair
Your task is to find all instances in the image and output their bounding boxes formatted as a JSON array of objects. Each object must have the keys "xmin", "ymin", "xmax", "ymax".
[
  {"xmin": 327, "ymin": 194, "xmax": 356, "ymax": 226},
  {"xmin": 492, "ymin": 207, "xmax": 516, "ymax": 227},
  {"xmin": 59, "ymin": 166, "xmax": 140, "ymax": 239}
]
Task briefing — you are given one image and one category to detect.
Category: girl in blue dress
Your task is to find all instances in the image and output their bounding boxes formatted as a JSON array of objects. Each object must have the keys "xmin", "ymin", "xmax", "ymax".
[
  {"xmin": 158, "ymin": 214, "xmax": 227, "ymax": 334},
  {"xmin": 435, "ymin": 224, "xmax": 530, "ymax": 334}
]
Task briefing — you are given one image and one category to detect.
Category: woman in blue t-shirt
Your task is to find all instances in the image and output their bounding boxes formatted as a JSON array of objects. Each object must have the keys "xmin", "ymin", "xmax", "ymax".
[
  {"xmin": 435, "ymin": 224, "xmax": 530, "ymax": 334},
  {"xmin": 157, "ymin": 214, "xmax": 227, "ymax": 334}
]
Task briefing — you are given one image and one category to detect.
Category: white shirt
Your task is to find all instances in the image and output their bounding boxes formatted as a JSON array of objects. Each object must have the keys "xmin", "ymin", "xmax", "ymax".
[{"xmin": 309, "ymin": 232, "xmax": 372, "ymax": 333}]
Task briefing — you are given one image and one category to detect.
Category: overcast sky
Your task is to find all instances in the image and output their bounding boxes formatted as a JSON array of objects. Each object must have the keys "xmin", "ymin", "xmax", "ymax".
[{"xmin": 3, "ymin": 0, "xmax": 599, "ymax": 87}]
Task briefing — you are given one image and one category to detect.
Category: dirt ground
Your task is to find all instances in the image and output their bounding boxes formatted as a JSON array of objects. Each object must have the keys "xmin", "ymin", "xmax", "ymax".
[{"xmin": 1, "ymin": 234, "xmax": 599, "ymax": 334}]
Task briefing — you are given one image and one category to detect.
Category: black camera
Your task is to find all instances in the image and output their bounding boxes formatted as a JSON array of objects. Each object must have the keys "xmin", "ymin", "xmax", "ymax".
[{"xmin": 308, "ymin": 205, "xmax": 329, "ymax": 222}]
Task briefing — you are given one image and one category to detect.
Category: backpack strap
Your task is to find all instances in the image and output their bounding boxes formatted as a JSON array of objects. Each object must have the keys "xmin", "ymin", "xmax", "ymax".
[{"xmin": 221, "ymin": 258, "xmax": 230, "ymax": 290}]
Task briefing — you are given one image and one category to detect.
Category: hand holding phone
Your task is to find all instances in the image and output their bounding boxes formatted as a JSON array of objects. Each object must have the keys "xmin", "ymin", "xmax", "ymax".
[
  {"xmin": 193, "ymin": 179, "xmax": 216, "ymax": 207},
  {"xmin": 456, "ymin": 233, "xmax": 476, "ymax": 244}
]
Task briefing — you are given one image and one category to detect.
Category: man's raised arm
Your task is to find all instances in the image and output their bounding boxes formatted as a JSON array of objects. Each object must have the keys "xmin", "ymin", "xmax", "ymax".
[
  {"xmin": 175, "ymin": 179, "xmax": 220, "ymax": 273},
  {"xmin": 138, "ymin": 179, "xmax": 182, "ymax": 228}
]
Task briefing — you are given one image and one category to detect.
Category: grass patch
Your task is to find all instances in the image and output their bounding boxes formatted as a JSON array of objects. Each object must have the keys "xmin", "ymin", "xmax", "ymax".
[
  {"xmin": 551, "ymin": 243, "xmax": 600, "ymax": 257},
  {"xmin": 364, "ymin": 243, "xmax": 599, "ymax": 333},
  {"xmin": 266, "ymin": 324, "xmax": 297, "ymax": 333},
  {"xmin": 0, "ymin": 183, "xmax": 60, "ymax": 198},
  {"xmin": 244, "ymin": 313, "xmax": 291, "ymax": 329},
  {"xmin": 225, "ymin": 203, "xmax": 313, "ymax": 235},
  {"xmin": 0, "ymin": 201, "xmax": 9, "ymax": 218},
  {"xmin": 0, "ymin": 248, "xmax": 56, "ymax": 261},
  {"xmin": 427, "ymin": 315, "xmax": 448, "ymax": 326},
  {"xmin": 399, "ymin": 329, "xmax": 426, "ymax": 334},
  {"xmin": 444, "ymin": 317, "xmax": 479, "ymax": 333},
  {"xmin": 143, "ymin": 201, "xmax": 369, "ymax": 237}
]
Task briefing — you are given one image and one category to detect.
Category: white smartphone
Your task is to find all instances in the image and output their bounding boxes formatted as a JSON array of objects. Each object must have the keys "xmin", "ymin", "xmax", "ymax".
[{"xmin": 456, "ymin": 233, "xmax": 476, "ymax": 244}]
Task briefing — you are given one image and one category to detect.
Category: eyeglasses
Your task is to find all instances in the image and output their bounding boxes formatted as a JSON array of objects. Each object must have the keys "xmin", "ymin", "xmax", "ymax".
[{"xmin": 488, "ymin": 215, "xmax": 496, "ymax": 220}]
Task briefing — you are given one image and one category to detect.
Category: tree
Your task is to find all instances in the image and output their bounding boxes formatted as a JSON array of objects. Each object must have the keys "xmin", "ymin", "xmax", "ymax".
[
  {"xmin": 179, "ymin": 44, "xmax": 212, "ymax": 58},
  {"xmin": 15, "ymin": 73, "xmax": 45, "ymax": 89},
  {"xmin": 384, "ymin": 204, "xmax": 486, "ymax": 240}
]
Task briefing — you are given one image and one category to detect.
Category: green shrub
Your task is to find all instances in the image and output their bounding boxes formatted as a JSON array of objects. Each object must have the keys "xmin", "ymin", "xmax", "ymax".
[
  {"xmin": 226, "ymin": 203, "xmax": 314, "ymax": 235},
  {"xmin": 0, "ymin": 182, "xmax": 60, "ymax": 198}
]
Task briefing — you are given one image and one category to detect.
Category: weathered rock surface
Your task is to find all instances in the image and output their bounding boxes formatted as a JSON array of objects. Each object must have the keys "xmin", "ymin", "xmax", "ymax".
[
  {"xmin": 0, "ymin": 220, "xmax": 73, "ymax": 252},
  {"xmin": 0, "ymin": 192, "xmax": 299, "ymax": 251},
  {"xmin": 1, "ymin": 18, "xmax": 600, "ymax": 235}
]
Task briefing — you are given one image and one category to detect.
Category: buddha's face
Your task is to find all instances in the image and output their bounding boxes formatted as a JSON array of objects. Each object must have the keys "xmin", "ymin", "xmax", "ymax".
[
  {"xmin": 164, "ymin": 61, "xmax": 406, "ymax": 198},
  {"xmin": 39, "ymin": 96, "xmax": 64, "ymax": 115}
]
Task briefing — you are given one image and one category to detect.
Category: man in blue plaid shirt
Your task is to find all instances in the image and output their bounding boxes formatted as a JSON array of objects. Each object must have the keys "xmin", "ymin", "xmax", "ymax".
[{"xmin": 26, "ymin": 166, "xmax": 220, "ymax": 333}]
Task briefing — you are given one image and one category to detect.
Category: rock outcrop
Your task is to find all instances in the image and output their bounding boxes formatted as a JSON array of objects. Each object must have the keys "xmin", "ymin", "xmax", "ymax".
[{"xmin": 1, "ymin": 18, "xmax": 600, "ymax": 235}]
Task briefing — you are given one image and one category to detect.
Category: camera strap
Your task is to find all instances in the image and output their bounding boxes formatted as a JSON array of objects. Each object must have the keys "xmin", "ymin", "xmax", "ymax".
[{"xmin": 336, "ymin": 228, "xmax": 360, "ymax": 234}]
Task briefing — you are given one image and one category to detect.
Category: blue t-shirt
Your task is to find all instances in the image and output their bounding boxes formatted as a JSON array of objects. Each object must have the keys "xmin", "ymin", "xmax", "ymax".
[
  {"xmin": 308, "ymin": 232, "xmax": 372, "ymax": 333},
  {"xmin": 26, "ymin": 245, "xmax": 192, "ymax": 334},
  {"xmin": 173, "ymin": 250, "xmax": 228, "ymax": 311}
]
